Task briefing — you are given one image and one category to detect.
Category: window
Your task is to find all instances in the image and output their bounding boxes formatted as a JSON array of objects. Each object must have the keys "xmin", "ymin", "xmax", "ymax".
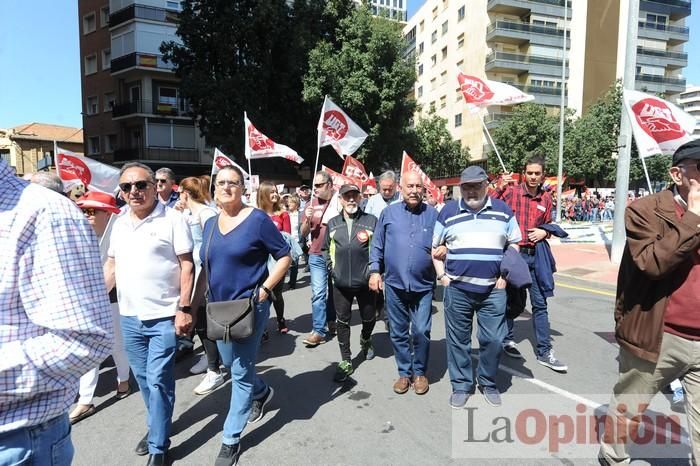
[
  {"xmin": 100, "ymin": 6, "xmax": 110, "ymax": 27},
  {"xmin": 84, "ymin": 54, "xmax": 97, "ymax": 75},
  {"xmin": 158, "ymin": 87, "xmax": 178, "ymax": 106},
  {"xmin": 105, "ymin": 134, "xmax": 117, "ymax": 153},
  {"xmin": 429, "ymin": 101, "xmax": 436, "ymax": 112},
  {"xmin": 440, "ymin": 71, "xmax": 447, "ymax": 84},
  {"xmin": 456, "ymin": 88, "xmax": 462, "ymax": 102},
  {"xmin": 432, "ymin": 7, "xmax": 438, "ymax": 19},
  {"xmin": 166, "ymin": 1, "xmax": 182, "ymax": 11},
  {"xmin": 87, "ymin": 136, "xmax": 100, "ymax": 155},
  {"xmin": 418, "ymin": 42, "xmax": 424, "ymax": 54},
  {"xmin": 83, "ymin": 12, "xmax": 96, "ymax": 34},
  {"xmin": 431, "ymin": 31, "xmax": 437, "ymax": 43},
  {"xmin": 418, "ymin": 64, "xmax": 423, "ymax": 76},
  {"xmin": 457, "ymin": 34, "xmax": 464, "ymax": 49},
  {"xmin": 417, "ymin": 86, "xmax": 423, "ymax": 98},
  {"xmin": 440, "ymin": 96, "xmax": 446, "ymax": 108},
  {"xmin": 442, "ymin": 21, "xmax": 448, "ymax": 35},
  {"xmin": 419, "ymin": 20, "xmax": 425, "ymax": 32},
  {"xmin": 442, "ymin": 0, "xmax": 449, "ymax": 9},
  {"xmin": 101, "ymin": 49, "xmax": 111, "ymax": 70},
  {"xmin": 455, "ymin": 113, "xmax": 462, "ymax": 127},
  {"xmin": 104, "ymin": 93, "xmax": 115, "ymax": 112},
  {"xmin": 441, "ymin": 46, "xmax": 447, "ymax": 60},
  {"xmin": 458, "ymin": 5, "xmax": 465, "ymax": 21},
  {"xmin": 430, "ymin": 78, "xmax": 436, "ymax": 90},
  {"xmin": 457, "ymin": 59, "xmax": 464, "ymax": 68},
  {"xmin": 646, "ymin": 13, "xmax": 667, "ymax": 25},
  {"xmin": 86, "ymin": 96, "xmax": 99, "ymax": 115},
  {"xmin": 431, "ymin": 54, "xmax": 437, "ymax": 65}
]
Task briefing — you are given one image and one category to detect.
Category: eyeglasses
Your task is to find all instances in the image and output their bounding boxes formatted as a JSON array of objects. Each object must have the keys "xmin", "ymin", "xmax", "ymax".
[
  {"xmin": 81, "ymin": 208, "xmax": 96, "ymax": 216},
  {"xmin": 156, "ymin": 178, "xmax": 169, "ymax": 184},
  {"xmin": 216, "ymin": 180, "xmax": 243, "ymax": 188},
  {"xmin": 314, "ymin": 182, "xmax": 329, "ymax": 188},
  {"xmin": 119, "ymin": 180, "xmax": 152, "ymax": 192}
]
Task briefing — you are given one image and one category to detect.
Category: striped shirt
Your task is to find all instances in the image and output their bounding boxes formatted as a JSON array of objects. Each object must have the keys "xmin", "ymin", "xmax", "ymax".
[
  {"xmin": 0, "ymin": 160, "xmax": 113, "ymax": 432},
  {"xmin": 433, "ymin": 198, "xmax": 521, "ymax": 294}
]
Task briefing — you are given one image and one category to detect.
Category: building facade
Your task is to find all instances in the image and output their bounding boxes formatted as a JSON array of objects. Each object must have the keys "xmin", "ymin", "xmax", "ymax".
[
  {"xmin": 404, "ymin": 0, "xmax": 691, "ymax": 164},
  {"xmin": 0, "ymin": 123, "xmax": 84, "ymax": 175},
  {"xmin": 679, "ymin": 85, "xmax": 700, "ymax": 139},
  {"xmin": 359, "ymin": 0, "xmax": 407, "ymax": 21}
]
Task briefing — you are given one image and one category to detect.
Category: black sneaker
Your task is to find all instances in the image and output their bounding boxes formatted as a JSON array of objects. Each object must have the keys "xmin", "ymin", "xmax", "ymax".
[
  {"xmin": 503, "ymin": 341, "xmax": 523, "ymax": 359},
  {"xmin": 214, "ymin": 443, "xmax": 240, "ymax": 466},
  {"xmin": 248, "ymin": 386, "xmax": 274, "ymax": 424},
  {"xmin": 135, "ymin": 432, "xmax": 149, "ymax": 456}
]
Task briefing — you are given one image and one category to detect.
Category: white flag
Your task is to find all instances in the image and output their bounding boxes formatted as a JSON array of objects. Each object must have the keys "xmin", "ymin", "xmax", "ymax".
[
  {"xmin": 457, "ymin": 71, "xmax": 534, "ymax": 113},
  {"xmin": 244, "ymin": 114, "xmax": 304, "ymax": 164},
  {"xmin": 55, "ymin": 147, "xmax": 120, "ymax": 194},
  {"xmin": 212, "ymin": 148, "xmax": 249, "ymax": 178},
  {"xmin": 317, "ymin": 96, "xmax": 368, "ymax": 159},
  {"xmin": 622, "ymin": 89, "xmax": 697, "ymax": 158}
]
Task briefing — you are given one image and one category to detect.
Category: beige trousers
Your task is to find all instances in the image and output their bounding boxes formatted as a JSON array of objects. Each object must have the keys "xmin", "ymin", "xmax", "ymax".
[{"xmin": 599, "ymin": 332, "xmax": 700, "ymax": 464}]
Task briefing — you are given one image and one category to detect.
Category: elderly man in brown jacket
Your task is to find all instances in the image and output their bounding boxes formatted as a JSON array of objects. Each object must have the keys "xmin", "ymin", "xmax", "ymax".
[{"xmin": 599, "ymin": 139, "xmax": 700, "ymax": 465}]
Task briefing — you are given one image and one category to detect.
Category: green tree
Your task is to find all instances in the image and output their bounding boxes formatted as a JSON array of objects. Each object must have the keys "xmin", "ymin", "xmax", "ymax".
[
  {"xmin": 405, "ymin": 111, "xmax": 470, "ymax": 178},
  {"xmin": 302, "ymin": 3, "xmax": 416, "ymax": 171},
  {"xmin": 161, "ymin": 0, "xmax": 352, "ymax": 167}
]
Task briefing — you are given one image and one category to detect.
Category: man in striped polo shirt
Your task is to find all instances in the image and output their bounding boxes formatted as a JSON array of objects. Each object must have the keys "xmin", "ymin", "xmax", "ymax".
[{"xmin": 433, "ymin": 166, "xmax": 521, "ymax": 409}]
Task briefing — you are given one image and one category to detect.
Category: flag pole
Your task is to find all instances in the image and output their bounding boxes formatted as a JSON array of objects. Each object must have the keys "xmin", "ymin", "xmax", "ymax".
[
  {"xmin": 640, "ymin": 156, "xmax": 653, "ymax": 194},
  {"xmin": 480, "ymin": 114, "xmax": 507, "ymax": 172},
  {"xmin": 310, "ymin": 96, "xmax": 327, "ymax": 203}
]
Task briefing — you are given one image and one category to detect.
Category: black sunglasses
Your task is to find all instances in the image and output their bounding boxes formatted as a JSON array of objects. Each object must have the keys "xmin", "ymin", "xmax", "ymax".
[
  {"xmin": 81, "ymin": 208, "xmax": 96, "ymax": 217},
  {"xmin": 314, "ymin": 182, "xmax": 329, "ymax": 188},
  {"xmin": 156, "ymin": 178, "xmax": 169, "ymax": 184},
  {"xmin": 119, "ymin": 180, "xmax": 152, "ymax": 192}
]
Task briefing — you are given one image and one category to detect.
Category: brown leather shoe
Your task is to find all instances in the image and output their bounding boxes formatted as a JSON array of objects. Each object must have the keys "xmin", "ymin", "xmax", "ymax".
[
  {"xmin": 413, "ymin": 375, "xmax": 429, "ymax": 395},
  {"xmin": 393, "ymin": 376, "xmax": 411, "ymax": 394},
  {"xmin": 302, "ymin": 331, "xmax": 325, "ymax": 347}
]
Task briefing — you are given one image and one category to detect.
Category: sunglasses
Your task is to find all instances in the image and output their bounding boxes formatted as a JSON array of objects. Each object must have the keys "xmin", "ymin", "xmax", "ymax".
[
  {"xmin": 119, "ymin": 180, "xmax": 152, "ymax": 192},
  {"xmin": 156, "ymin": 178, "xmax": 169, "ymax": 184},
  {"xmin": 81, "ymin": 208, "xmax": 97, "ymax": 216},
  {"xmin": 314, "ymin": 182, "xmax": 329, "ymax": 188}
]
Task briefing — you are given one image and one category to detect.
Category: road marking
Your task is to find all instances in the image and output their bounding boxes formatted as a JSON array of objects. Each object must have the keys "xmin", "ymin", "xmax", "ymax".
[{"xmin": 556, "ymin": 282, "xmax": 616, "ymax": 297}]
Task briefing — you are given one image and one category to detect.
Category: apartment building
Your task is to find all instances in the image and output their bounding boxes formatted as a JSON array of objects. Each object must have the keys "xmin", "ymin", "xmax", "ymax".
[
  {"xmin": 404, "ymin": 0, "xmax": 691, "ymax": 163},
  {"xmin": 358, "ymin": 0, "xmax": 408, "ymax": 21},
  {"xmin": 78, "ymin": 0, "xmax": 212, "ymax": 176},
  {"xmin": 679, "ymin": 85, "xmax": 700, "ymax": 138}
]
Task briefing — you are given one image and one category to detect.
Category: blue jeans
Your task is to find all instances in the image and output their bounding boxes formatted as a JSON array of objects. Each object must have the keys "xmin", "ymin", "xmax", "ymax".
[
  {"xmin": 0, "ymin": 414, "xmax": 73, "ymax": 466},
  {"xmin": 444, "ymin": 286, "xmax": 507, "ymax": 391},
  {"xmin": 384, "ymin": 284, "xmax": 433, "ymax": 377},
  {"xmin": 308, "ymin": 254, "xmax": 335, "ymax": 336},
  {"xmin": 504, "ymin": 253, "xmax": 552, "ymax": 358},
  {"xmin": 121, "ymin": 315, "xmax": 176, "ymax": 454},
  {"xmin": 217, "ymin": 299, "xmax": 270, "ymax": 446}
]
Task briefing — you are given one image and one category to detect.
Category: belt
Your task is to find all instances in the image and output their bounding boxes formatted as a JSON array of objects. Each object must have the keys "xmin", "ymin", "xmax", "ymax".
[{"xmin": 519, "ymin": 246, "xmax": 536, "ymax": 256}]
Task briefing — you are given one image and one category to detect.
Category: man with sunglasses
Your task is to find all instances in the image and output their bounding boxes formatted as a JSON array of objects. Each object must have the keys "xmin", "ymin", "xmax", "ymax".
[
  {"xmin": 155, "ymin": 167, "xmax": 179, "ymax": 208},
  {"xmin": 599, "ymin": 139, "xmax": 700, "ymax": 465},
  {"xmin": 104, "ymin": 162, "xmax": 194, "ymax": 466}
]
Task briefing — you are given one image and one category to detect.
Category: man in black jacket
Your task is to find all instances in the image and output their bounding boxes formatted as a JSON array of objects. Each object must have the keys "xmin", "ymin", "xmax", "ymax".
[{"xmin": 323, "ymin": 183, "xmax": 378, "ymax": 382}]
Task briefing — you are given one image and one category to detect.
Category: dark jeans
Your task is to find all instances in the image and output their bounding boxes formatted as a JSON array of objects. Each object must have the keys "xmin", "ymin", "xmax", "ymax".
[
  {"xmin": 384, "ymin": 284, "xmax": 433, "ymax": 378},
  {"xmin": 271, "ymin": 281, "xmax": 285, "ymax": 322},
  {"xmin": 444, "ymin": 286, "xmax": 507, "ymax": 391},
  {"xmin": 333, "ymin": 286, "xmax": 376, "ymax": 362},
  {"xmin": 504, "ymin": 252, "xmax": 552, "ymax": 358},
  {"xmin": 195, "ymin": 305, "xmax": 221, "ymax": 372},
  {"xmin": 288, "ymin": 259, "xmax": 299, "ymax": 288}
]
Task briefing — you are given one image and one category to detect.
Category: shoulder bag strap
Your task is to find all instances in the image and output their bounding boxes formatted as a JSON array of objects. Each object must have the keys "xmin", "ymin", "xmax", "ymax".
[{"xmin": 204, "ymin": 214, "xmax": 219, "ymax": 302}]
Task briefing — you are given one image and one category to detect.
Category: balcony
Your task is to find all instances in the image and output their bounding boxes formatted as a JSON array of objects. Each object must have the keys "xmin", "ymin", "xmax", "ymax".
[
  {"xmin": 637, "ymin": 21, "xmax": 689, "ymax": 44},
  {"xmin": 640, "ymin": 0, "xmax": 691, "ymax": 21},
  {"xmin": 111, "ymin": 99, "xmax": 192, "ymax": 119},
  {"xmin": 111, "ymin": 52, "xmax": 175, "ymax": 75},
  {"xmin": 486, "ymin": 21, "xmax": 570, "ymax": 47},
  {"xmin": 636, "ymin": 46, "xmax": 688, "ymax": 69},
  {"xmin": 113, "ymin": 147, "xmax": 201, "ymax": 163},
  {"xmin": 484, "ymin": 111, "xmax": 514, "ymax": 129},
  {"xmin": 109, "ymin": 4, "xmax": 178, "ymax": 28},
  {"xmin": 513, "ymin": 83, "xmax": 567, "ymax": 106},
  {"xmin": 636, "ymin": 74, "xmax": 686, "ymax": 95},
  {"xmin": 487, "ymin": 0, "xmax": 571, "ymax": 18},
  {"xmin": 485, "ymin": 51, "xmax": 567, "ymax": 77}
]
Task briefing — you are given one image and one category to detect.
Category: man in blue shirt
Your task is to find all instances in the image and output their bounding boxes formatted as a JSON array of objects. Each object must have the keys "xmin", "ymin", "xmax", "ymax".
[
  {"xmin": 433, "ymin": 166, "xmax": 521, "ymax": 409},
  {"xmin": 369, "ymin": 171, "xmax": 438, "ymax": 396}
]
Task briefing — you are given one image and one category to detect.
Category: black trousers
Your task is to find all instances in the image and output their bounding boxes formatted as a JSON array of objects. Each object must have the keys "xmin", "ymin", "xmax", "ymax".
[
  {"xmin": 195, "ymin": 305, "xmax": 221, "ymax": 372},
  {"xmin": 333, "ymin": 286, "xmax": 376, "ymax": 362}
]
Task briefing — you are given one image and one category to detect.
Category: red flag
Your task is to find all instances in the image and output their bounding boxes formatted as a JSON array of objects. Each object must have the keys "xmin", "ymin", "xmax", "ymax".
[
  {"xmin": 318, "ymin": 96, "xmax": 368, "ymax": 159},
  {"xmin": 322, "ymin": 165, "xmax": 355, "ymax": 191},
  {"xmin": 365, "ymin": 171, "xmax": 377, "ymax": 189},
  {"xmin": 341, "ymin": 155, "xmax": 369, "ymax": 185},
  {"xmin": 211, "ymin": 148, "xmax": 249, "ymax": 178},
  {"xmin": 400, "ymin": 151, "xmax": 440, "ymax": 202},
  {"xmin": 56, "ymin": 147, "xmax": 120, "ymax": 194},
  {"xmin": 457, "ymin": 72, "xmax": 534, "ymax": 113},
  {"xmin": 244, "ymin": 114, "xmax": 304, "ymax": 164}
]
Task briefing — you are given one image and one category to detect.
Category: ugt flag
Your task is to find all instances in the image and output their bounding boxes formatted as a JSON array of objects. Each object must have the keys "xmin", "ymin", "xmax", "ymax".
[
  {"xmin": 322, "ymin": 165, "xmax": 356, "ymax": 191},
  {"xmin": 245, "ymin": 114, "xmax": 304, "ymax": 164},
  {"xmin": 212, "ymin": 148, "xmax": 249, "ymax": 178},
  {"xmin": 341, "ymin": 155, "xmax": 370, "ymax": 186},
  {"xmin": 622, "ymin": 89, "xmax": 697, "ymax": 158},
  {"xmin": 56, "ymin": 147, "xmax": 120, "ymax": 194},
  {"xmin": 401, "ymin": 151, "xmax": 441, "ymax": 202},
  {"xmin": 457, "ymin": 72, "xmax": 534, "ymax": 113},
  {"xmin": 318, "ymin": 96, "xmax": 368, "ymax": 159}
]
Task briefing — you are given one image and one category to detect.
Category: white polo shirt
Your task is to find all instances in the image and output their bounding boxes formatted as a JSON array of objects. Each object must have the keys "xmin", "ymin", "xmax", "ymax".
[{"xmin": 108, "ymin": 202, "xmax": 193, "ymax": 320}]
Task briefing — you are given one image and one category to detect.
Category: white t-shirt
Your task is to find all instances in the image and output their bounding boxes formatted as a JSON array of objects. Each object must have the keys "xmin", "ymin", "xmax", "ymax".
[{"xmin": 108, "ymin": 202, "xmax": 193, "ymax": 320}]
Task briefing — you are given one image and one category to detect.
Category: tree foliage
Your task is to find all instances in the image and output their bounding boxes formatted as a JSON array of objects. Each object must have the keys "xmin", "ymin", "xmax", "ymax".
[
  {"xmin": 405, "ymin": 111, "xmax": 470, "ymax": 178},
  {"xmin": 302, "ymin": 3, "xmax": 416, "ymax": 171}
]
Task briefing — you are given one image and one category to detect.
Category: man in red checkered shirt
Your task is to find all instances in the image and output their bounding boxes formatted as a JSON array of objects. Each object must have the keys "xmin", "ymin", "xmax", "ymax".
[{"xmin": 491, "ymin": 154, "xmax": 567, "ymax": 373}]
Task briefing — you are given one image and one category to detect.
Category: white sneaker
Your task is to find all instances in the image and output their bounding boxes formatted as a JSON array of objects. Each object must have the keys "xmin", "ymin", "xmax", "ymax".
[
  {"xmin": 194, "ymin": 370, "xmax": 225, "ymax": 395},
  {"xmin": 189, "ymin": 355, "xmax": 208, "ymax": 375}
]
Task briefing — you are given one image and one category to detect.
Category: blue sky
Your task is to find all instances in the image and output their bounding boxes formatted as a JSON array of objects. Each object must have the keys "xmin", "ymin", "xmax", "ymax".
[{"xmin": 0, "ymin": 0, "xmax": 698, "ymax": 130}]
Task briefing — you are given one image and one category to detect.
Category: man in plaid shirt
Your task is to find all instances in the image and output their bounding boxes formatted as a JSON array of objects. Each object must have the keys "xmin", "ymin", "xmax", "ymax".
[
  {"xmin": 0, "ymin": 159, "xmax": 113, "ymax": 465},
  {"xmin": 491, "ymin": 154, "xmax": 567, "ymax": 372}
]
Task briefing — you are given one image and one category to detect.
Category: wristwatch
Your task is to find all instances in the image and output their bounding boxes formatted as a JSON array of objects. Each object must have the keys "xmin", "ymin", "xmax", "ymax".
[
  {"xmin": 177, "ymin": 305, "xmax": 192, "ymax": 314},
  {"xmin": 437, "ymin": 273, "xmax": 447, "ymax": 280}
]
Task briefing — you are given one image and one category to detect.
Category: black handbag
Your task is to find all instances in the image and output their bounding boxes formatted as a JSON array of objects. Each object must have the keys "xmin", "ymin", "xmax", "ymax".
[{"xmin": 203, "ymin": 215, "xmax": 255, "ymax": 343}]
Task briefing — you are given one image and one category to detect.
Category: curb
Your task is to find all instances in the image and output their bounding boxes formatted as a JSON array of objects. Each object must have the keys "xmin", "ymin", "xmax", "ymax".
[{"xmin": 553, "ymin": 272, "xmax": 617, "ymax": 294}]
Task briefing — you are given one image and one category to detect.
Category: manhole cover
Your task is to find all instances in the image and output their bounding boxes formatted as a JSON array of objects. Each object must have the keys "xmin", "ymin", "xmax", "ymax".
[{"xmin": 563, "ymin": 267, "xmax": 596, "ymax": 276}]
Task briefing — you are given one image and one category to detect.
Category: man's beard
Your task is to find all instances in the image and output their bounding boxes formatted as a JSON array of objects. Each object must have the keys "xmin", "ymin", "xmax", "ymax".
[{"xmin": 344, "ymin": 205, "xmax": 358, "ymax": 215}]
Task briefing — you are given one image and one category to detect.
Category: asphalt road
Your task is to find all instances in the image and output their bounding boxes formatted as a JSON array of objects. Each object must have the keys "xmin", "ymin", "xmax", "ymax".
[{"xmin": 70, "ymin": 272, "xmax": 692, "ymax": 466}]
